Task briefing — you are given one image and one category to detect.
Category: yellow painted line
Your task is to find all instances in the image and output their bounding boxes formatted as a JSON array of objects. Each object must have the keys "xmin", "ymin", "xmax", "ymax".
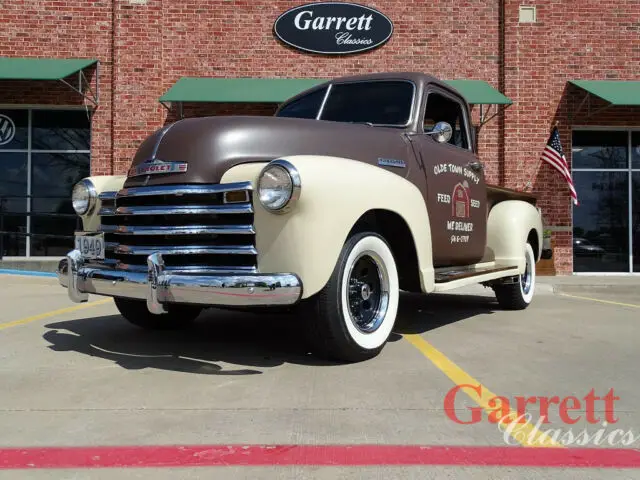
[
  {"xmin": 403, "ymin": 334, "xmax": 562, "ymax": 448},
  {"xmin": 0, "ymin": 299, "xmax": 111, "ymax": 330},
  {"xmin": 558, "ymin": 293, "xmax": 639, "ymax": 309}
]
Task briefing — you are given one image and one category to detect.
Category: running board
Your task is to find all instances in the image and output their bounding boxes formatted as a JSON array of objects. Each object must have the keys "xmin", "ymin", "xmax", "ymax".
[{"xmin": 433, "ymin": 264, "xmax": 520, "ymax": 292}]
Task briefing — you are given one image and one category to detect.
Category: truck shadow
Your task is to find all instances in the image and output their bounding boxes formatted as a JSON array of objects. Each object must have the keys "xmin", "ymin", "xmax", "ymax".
[
  {"xmin": 391, "ymin": 291, "xmax": 497, "ymax": 337},
  {"xmin": 42, "ymin": 292, "xmax": 498, "ymax": 375}
]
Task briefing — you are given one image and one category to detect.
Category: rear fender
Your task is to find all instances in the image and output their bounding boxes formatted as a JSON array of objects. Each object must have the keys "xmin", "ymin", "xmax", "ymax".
[{"xmin": 486, "ymin": 200, "xmax": 543, "ymax": 272}]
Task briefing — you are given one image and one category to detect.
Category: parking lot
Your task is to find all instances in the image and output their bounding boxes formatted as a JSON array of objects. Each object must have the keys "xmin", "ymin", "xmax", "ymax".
[{"xmin": 0, "ymin": 272, "xmax": 639, "ymax": 479}]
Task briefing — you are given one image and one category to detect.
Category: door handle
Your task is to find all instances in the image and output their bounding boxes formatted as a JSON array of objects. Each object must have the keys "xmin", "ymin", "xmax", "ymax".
[{"xmin": 467, "ymin": 160, "xmax": 484, "ymax": 172}]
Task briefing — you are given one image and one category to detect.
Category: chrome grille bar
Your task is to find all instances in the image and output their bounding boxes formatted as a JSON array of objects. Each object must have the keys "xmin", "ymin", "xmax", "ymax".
[
  {"xmin": 99, "ymin": 207, "xmax": 115, "ymax": 216},
  {"xmin": 97, "ymin": 182, "xmax": 256, "ymax": 272},
  {"xmin": 99, "ymin": 191, "xmax": 118, "ymax": 201},
  {"xmin": 114, "ymin": 245, "xmax": 257, "ymax": 256},
  {"xmin": 117, "ymin": 181, "xmax": 252, "ymax": 198},
  {"xmin": 113, "ymin": 204, "xmax": 253, "ymax": 216},
  {"xmin": 101, "ymin": 224, "xmax": 255, "ymax": 235},
  {"xmin": 87, "ymin": 259, "xmax": 258, "ymax": 274}
]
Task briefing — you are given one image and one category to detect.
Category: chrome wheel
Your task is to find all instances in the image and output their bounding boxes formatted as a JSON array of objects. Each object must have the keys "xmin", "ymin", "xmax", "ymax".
[{"xmin": 346, "ymin": 251, "xmax": 390, "ymax": 333}]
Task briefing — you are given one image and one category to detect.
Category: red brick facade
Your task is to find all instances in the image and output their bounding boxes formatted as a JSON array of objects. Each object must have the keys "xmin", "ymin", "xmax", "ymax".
[{"xmin": 2, "ymin": 0, "xmax": 639, "ymax": 273}]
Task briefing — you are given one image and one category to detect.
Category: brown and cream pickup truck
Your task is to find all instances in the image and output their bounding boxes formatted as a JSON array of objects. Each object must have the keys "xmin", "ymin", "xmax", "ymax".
[{"xmin": 58, "ymin": 72, "xmax": 551, "ymax": 362}]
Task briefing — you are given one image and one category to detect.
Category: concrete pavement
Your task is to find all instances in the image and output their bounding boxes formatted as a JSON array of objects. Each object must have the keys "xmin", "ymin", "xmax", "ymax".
[{"xmin": 0, "ymin": 272, "xmax": 639, "ymax": 478}]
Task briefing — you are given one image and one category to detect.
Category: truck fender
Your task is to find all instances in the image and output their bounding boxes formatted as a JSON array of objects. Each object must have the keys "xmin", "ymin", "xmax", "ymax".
[
  {"xmin": 486, "ymin": 200, "xmax": 543, "ymax": 273},
  {"xmin": 221, "ymin": 155, "xmax": 436, "ymax": 298}
]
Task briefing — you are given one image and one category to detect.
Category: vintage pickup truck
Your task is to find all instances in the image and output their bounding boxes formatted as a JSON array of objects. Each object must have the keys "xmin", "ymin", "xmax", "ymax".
[{"xmin": 58, "ymin": 72, "xmax": 551, "ymax": 362}]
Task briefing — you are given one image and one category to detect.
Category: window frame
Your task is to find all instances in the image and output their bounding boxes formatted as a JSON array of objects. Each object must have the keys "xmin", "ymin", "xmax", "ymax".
[
  {"xmin": 317, "ymin": 79, "xmax": 417, "ymax": 128},
  {"xmin": 571, "ymin": 126, "xmax": 640, "ymax": 274},
  {"xmin": 420, "ymin": 85, "xmax": 473, "ymax": 152},
  {"xmin": 0, "ymin": 106, "xmax": 91, "ymax": 257}
]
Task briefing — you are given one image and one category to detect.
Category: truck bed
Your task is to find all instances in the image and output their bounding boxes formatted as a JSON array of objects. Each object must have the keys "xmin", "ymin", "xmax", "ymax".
[{"xmin": 487, "ymin": 184, "xmax": 537, "ymax": 209}]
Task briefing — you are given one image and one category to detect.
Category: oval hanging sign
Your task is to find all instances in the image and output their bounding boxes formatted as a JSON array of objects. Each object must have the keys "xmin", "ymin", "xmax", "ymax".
[{"xmin": 273, "ymin": 2, "xmax": 393, "ymax": 55}]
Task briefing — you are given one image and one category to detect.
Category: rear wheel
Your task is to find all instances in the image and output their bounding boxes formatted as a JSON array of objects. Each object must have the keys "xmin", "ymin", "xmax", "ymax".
[
  {"xmin": 304, "ymin": 232, "xmax": 400, "ymax": 363},
  {"xmin": 114, "ymin": 297, "xmax": 202, "ymax": 330},
  {"xmin": 493, "ymin": 242, "xmax": 536, "ymax": 310}
]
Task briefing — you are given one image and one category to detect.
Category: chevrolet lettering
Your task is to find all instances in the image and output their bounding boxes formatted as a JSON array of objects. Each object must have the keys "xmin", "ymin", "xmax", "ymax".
[
  {"xmin": 59, "ymin": 72, "xmax": 552, "ymax": 363},
  {"xmin": 128, "ymin": 159, "xmax": 188, "ymax": 177}
]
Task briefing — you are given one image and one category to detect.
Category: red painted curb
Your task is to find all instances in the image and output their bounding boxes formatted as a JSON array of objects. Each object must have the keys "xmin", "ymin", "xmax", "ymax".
[{"xmin": 1, "ymin": 445, "xmax": 640, "ymax": 469}]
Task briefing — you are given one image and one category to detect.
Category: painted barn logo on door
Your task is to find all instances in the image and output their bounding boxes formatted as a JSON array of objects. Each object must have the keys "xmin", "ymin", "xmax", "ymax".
[{"xmin": 452, "ymin": 181, "xmax": 470, "ymax": 219}]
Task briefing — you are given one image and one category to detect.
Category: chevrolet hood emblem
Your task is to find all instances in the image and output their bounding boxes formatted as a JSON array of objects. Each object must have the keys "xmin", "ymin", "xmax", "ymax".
[{"xmin": 128, "ymin": 158, "xmax": 188, "ymax": 178}]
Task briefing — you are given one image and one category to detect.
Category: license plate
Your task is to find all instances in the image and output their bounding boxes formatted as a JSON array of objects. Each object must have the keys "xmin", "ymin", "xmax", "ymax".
[{"xmin": 75, "ymin": 233, "xmax": 105, "ymax": 260}]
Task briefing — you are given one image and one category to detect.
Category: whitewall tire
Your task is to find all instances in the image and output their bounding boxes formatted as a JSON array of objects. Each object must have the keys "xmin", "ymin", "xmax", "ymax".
[
  {"xmin": 303, "ymin": 232, "xmax": 400, "ymax": 362},
  {"xmin": 493, "ymin": 242, "xmax": 536, "ymax": 310}
]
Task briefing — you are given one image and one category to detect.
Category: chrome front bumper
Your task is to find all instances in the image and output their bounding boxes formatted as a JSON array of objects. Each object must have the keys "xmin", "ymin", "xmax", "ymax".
[{"xmin": 57, "ymin": 250, "xmax": 303, "ymax": 314}]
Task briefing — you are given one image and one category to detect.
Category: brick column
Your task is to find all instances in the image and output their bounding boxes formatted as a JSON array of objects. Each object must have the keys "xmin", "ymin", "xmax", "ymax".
[{"xmin": 111, "ymin": 0, "xmax": 164, "ymax": 175}]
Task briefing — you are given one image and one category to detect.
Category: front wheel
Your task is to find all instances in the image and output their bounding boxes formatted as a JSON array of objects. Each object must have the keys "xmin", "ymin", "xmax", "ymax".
[
  {"xmin": 303, "ymin": 232, "xmax": 400, "ymax": 363},
  {"xmin": 114, "ymin": 297, "xmax": 203, "ymax": 330},
  {"xmin": 493, "ymin": 242, "xmax": 536, "ymax": 310}
]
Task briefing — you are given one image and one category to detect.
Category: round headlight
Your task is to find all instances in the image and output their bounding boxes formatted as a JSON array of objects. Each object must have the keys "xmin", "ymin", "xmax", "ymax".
[
  {"xmin": 258, "ymin": 160, "xmax": 301, "ymax": 213},
  {"xmin": 72, "ymin": 179, "xmax": 97, "ymax": 215}
]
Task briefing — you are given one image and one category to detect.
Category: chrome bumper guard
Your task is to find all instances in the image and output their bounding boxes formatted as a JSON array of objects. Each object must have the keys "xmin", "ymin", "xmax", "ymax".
[{"xmin": 57, "ymin": 250, "xmax": 302, "ymax": 313}]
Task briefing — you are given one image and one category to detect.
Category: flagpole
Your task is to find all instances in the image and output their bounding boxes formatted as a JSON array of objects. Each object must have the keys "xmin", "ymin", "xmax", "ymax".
[{"xmin": 523, "ymin": 121, "xmax": 559, "ymax": 192}]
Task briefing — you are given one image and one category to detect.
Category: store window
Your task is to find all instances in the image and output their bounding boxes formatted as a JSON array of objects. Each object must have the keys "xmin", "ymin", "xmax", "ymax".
[
  {"xmin": 0, "ymin": 109, "xmax": 90, "ymax": 257},
  {"xmin": 571, "ymin": 129, "xmax": 639, "ymax": 273}
]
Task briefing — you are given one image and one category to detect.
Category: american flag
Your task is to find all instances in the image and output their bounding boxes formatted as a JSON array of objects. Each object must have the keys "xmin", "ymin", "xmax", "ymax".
[{"xmin": 541, "ymin": 126, "xmax": 578, "ymax": 205}]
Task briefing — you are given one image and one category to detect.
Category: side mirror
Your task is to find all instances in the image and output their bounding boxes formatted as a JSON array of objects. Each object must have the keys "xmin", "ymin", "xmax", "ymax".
[{"xmin": 425, "ymin": 121, "xmax": 453, "ymax": 143}]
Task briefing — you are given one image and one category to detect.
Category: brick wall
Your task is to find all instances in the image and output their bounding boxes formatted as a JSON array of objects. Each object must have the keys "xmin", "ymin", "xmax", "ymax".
[
  {"xmin": 0, "ymin": 0, "xmax": 113, "ymax": 175},
  {"xmin": 503, "ymin": 0, "xmax": 640, "ymax": 273},
  {"xmin": 2, "ymin": 0, "xmax": 638, "ymax": 272}
]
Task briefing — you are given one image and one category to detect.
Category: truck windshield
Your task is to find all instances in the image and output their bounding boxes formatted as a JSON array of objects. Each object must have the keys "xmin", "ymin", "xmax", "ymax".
[{"xmin": 318, "ymin": 81, "xmax": 414, "ymax": 126}]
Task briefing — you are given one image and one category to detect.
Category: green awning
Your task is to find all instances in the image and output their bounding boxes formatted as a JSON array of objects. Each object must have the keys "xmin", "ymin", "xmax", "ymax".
[
  {"xmin": 160, "ymin": 77, "xmax": 326, "ymax": 103},
  {"xmin": 569, "ymin": 80, "xmax": 640, "ymax": 106},
  {"xmin": 444, "ymin": 80, "xmax": 512, "ymax": 105},
  {"xmin": 0, "ymin": 57, "xmax": 98, "ymax": 80}
]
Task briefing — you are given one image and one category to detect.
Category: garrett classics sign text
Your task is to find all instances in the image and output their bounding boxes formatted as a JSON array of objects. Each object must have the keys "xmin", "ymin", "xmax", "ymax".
[{"xmin": 273, "ymin": 2, "xmax": 393, "ymax": 55}]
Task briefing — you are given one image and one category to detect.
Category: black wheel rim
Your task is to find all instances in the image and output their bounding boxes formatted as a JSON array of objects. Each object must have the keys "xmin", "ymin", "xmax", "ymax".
[{"xmin": 346, "ymin": 252, "xmax": 389, "ymax": 333}]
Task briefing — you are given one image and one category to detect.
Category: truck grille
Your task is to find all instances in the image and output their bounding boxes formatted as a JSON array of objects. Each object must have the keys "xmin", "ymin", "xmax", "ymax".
[{"xmin": 95, "ymin": 182, "xmax": 256, "ymax": 273}]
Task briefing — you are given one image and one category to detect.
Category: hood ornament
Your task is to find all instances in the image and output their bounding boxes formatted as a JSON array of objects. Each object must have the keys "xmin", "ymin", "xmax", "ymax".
[{"xmin": 128, "ymin": 158, "xmax": 188, "ymax": 178}]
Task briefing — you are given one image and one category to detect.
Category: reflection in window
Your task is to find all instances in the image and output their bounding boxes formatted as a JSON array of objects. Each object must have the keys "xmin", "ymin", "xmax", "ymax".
[
  {"xmin": 319, "ymin": 81, "xmax": 413, "ymax": 126},
  {"xmin": 634, "ymin": 173, "xmax": 640, "ymax": 273},
  {"xmin": 571, "ymin": 131, "xmax": 628, "ymax": 169},
  {"xmin": 0, "ymin": 152, "xmax": 28, "ymax": 256},
  {"xmin": 632, "ymin": 132, "xmax": 640, "ymax": 169},
  {"xmin": 31, "ymin": 153, "xmax": 89, "ymax": 256},
  {"xmin": 572, "ymin": 171, "xmax": 629, "ymax": 272},
  {"xmin": 0, "ymin": 109, "xmax": 90, "ymax": 257},
  {"xmin": 276, "ymin": 88, "xmax": 327, "ymax": 120},
  {"xmin": 32, "ymin": 110, "xmax": 91, "ymax": 151}
]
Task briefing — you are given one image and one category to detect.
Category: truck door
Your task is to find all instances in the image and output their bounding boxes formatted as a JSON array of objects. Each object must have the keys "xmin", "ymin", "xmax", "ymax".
[{"xmin": 411, "ymin": 87, "xmax": 488, "ymax": 267}]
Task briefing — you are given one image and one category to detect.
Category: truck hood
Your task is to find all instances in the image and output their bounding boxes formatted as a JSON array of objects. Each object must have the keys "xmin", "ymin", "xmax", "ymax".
[{"xmin": 123, "ymin": 116, "xmax": 416, "ymax": 187}]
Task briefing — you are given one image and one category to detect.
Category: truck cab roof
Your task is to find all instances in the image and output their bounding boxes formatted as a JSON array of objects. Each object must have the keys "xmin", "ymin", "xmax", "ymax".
[{"xmin": 275, "ymin": 71, "xmax": 472, "ymax": 138}]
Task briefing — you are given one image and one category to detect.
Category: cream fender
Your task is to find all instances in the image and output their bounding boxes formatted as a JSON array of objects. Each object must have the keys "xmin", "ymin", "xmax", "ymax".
[
  {"xmin": 486, "ymin": 200, "xmax": 543, "ymax": 273},
  {"xmin": 221, "ymin": 155, "xmax": 436, "ymax": 298}
]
